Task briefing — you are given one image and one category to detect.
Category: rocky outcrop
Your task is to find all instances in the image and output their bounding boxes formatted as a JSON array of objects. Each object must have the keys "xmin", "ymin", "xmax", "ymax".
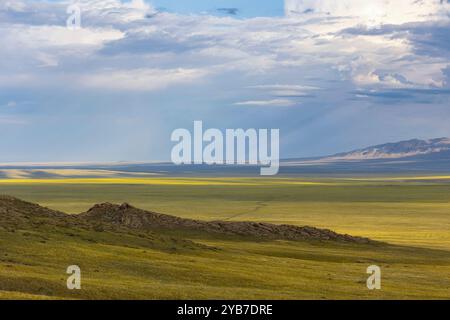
[{"xmin": 80, "ymin": 202, "xmax": 373, "ymax": 243}]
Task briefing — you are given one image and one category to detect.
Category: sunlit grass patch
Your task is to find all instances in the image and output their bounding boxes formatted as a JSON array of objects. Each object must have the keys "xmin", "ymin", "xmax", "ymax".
[{"xmin": 0, "ymin": 178, "xmax": 257, "ymax": 186}]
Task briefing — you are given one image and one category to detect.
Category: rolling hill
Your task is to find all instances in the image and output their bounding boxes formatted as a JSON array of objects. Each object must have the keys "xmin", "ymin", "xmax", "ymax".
[
  {"xmin": 0, "ymin": 195, "xmax": 370, "ymax": 243},
  {"xmin": 1, "ymin": 195, "xmax": 449, "ymax": 299}
]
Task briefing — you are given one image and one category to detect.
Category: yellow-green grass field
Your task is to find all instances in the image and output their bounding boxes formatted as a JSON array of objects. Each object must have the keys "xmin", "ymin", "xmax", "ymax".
[
  {"xmin": 0, "ymin": 176, "xmax": 449, "ymax": 299},
  {"xmin": 1, "ymin": 176, "xmax": 449, "ymax": 250}
]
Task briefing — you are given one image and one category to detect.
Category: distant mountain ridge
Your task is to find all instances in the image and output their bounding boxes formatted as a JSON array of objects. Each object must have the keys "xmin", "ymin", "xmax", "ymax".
[
  {"xmin": 325, "ymin": 138, "xmax": 450, "ymax": 161},
  {"xmin": 0, "ymin": 138, "xmax": 449, "ymax": 177}
]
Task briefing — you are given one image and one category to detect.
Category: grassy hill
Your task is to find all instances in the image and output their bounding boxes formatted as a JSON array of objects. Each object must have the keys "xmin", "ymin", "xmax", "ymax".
[{"xmin": 1, "ymin": 186, "xmax": 449, "ymax": 300}]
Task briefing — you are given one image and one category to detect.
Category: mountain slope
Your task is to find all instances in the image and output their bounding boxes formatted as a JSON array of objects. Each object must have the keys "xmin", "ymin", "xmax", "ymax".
[
  {"xmin": 327, "ymin": 138, "xmax": 450, "ymax": 161},
  {"xmin": 280, "ymin": 137, "xmax": 450, "ymax": 175}
]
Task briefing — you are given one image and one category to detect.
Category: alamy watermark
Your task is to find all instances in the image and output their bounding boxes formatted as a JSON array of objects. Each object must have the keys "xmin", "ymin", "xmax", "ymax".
[
  {"xmin": 171, "ymin": 121, "xmax": 280, "ymax": 175},
  {"xmin": 66, "ymin": 2, "xmax": 81, "ymax": 30},
  {"xmin": 67, "ymin": 265, "xmax": 81, "ymax": 290},
  {"xmin": 366, "ymin": 265, "xmax": 381, "ymax": 290}
]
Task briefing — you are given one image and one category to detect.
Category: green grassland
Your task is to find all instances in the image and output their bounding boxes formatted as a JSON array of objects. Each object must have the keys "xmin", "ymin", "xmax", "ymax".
[{"xmin": 0, "ymin": 176, "xmax": 449, "ymax": 299}]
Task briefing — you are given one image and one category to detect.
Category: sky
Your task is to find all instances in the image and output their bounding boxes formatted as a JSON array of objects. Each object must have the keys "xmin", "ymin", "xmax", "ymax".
[{"xmin": 0, "ymin": 0, "xmax": 449, "ymax": 162}]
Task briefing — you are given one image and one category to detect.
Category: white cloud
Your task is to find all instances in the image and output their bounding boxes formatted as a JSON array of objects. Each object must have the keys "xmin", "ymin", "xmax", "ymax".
[
  {"xmin": 285, "ymin": 0, "xmax": 450, "ymax": 25},
  {"xmin": 0, "ymin": 1, "xmax": 26, "ymax": 12},
  {"xmin": 0, "ymin": 0, "xmax": 448, "ymax": 98},
  {"xmin": 35, "ymin": 52, "xmax": 59, "ymax": 68},
  {"xmin": 249, "ymin": 85, "xmax": 320, "ymax": 96},
  {"xmin": 0, "ymin": 25, "xmax": 124, "ymax": 48},
  {"xmin": 80, "ymin": 68, "xmax": 209, "ymax": 91},
  {"xmin": 1, "ymin": 0, "xmax": 450, "ymax": 161},
  {"xmin": 62, "ymin": 0, "xmax": 157, "ymax": 25},
  {"xmin": 234, "ymin": 99, "xmax": 297, "ymax": 107}
]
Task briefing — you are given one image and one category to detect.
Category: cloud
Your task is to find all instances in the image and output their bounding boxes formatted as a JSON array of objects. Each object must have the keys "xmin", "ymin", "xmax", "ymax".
[
  {"xmin": 342, "ymin": 21, "xmax": 450, "ymax": 58},
  {"xmin": 234, "ymin": 99, "xmax": 297, "ymax": 107},
  {"xmin": 443, "ymin": 66, "xmax": 450, "ymax": 88},
  {"xmin": 79, "ymin": 68, "xmax": 209, "ymax": 91},
  {"xmin": 248, "ymin": 85, "xmax": 320, "ymax": 97},
  {"xmin": 1, "ymin": 0, "xmax": 448, "ymax": 101},
  {"xmin": 99, "ymin": 25, "xmax": 215, "ymax": 55},
  {"xmin": 0, "ymin": 0, "xmax": 448, "ymax": 97},
  {"xmin": 217, "ymin": 8, "xmax": 239, "ymax": 16},
  {"xmin": 0, "ymin": 24, "xmax": 124, "ymax": 48},
  {"xmin": 0, "ymin": 0, "xmax": 156, "ymax": 27},
  {"xmin": 285, "ymin": 0, "xmax": 450, "ymax": 25},
  {"xmin": 351, "ymin": 87, "xmax": 450, "ymax": 105},
  {"xmin": 1, "ymin": 0, "xmax": 450, "ymax": 161},
  {"xmin": 0, "ymin": 1, "xmax": 27, "ymax": 12}
]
